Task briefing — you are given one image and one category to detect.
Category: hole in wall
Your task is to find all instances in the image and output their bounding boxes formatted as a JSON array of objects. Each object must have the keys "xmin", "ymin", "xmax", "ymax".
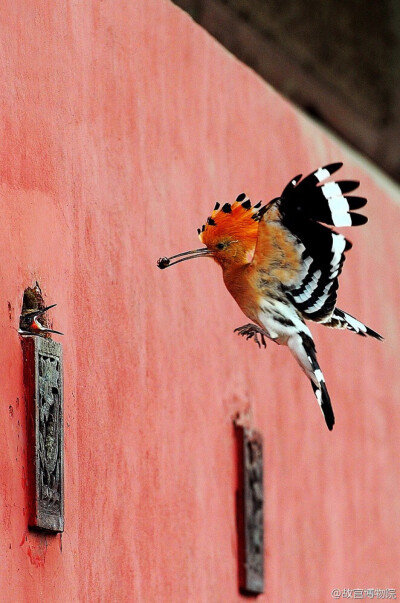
[{"xmin": 19, "ymin": 282, "xmax": 51, "ymax": 335}]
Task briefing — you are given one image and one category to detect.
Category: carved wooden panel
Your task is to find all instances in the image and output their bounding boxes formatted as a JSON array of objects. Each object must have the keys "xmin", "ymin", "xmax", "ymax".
[
  {"xmin": 236, "ymin": 425, "xmax": 264, "ymax": 595},
  {"xmin": 23, "ymin": 336, "xmax": 64, "ymax": 532}
]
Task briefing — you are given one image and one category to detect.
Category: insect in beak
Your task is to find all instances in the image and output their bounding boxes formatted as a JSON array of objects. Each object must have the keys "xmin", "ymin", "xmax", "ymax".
[{"xmin": 157, "ymin": 247, "xmax": 213, "ymax": 269}]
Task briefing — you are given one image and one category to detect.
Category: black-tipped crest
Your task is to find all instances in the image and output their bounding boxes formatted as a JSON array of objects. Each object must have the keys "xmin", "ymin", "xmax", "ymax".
[{"xmin": 198, "ymin": 194, "xmax": 263, "ymax": 246}]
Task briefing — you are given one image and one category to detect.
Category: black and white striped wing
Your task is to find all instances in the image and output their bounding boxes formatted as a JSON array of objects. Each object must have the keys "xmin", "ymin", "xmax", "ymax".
[
  {"xmin": 279, "ymin": 162, "xmax": 367, "ymax": 227},
  {"xmin": 278, "ymin": 163, "xmax": 367, "ymax": 321}
]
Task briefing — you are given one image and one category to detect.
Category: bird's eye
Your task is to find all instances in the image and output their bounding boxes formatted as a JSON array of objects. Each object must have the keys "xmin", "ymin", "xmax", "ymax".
[{"xmin": 216, "ymin": 242, "xmax": 225, "ymax": 250}]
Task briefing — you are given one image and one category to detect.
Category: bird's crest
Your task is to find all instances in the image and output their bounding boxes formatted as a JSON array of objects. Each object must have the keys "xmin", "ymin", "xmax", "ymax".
[{"xmin": 197, "ymin": 194, "xmax": 264, "ymax": 248}]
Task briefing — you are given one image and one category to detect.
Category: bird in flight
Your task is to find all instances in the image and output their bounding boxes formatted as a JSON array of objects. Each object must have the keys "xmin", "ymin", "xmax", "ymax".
[{"xmin": 158, "ymin": 163, "xmax": 383, "ymax": 430}]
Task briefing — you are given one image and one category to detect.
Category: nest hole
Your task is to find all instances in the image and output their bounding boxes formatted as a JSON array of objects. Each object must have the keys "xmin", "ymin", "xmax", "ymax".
[{"xmin": 20, "ymin": 283, "xmax": 51, "ymax": 332}]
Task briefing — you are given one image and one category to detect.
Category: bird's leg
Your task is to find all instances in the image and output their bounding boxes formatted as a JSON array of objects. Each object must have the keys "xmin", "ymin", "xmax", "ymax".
[{"xmin": 234, "ymin": 323, "xmax": 268, "ymax": 349}]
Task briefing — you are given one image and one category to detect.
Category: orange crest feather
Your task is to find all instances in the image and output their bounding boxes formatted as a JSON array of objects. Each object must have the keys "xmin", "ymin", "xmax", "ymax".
[{"xmin": 198, "ymin": 195, "xmax": 263, "ymax": 249}]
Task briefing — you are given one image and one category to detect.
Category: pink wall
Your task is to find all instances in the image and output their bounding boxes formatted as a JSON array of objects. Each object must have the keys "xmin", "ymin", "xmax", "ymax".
[{"xmin": 0, "ymin": 1, "xmax": 399, "ymax": 601}]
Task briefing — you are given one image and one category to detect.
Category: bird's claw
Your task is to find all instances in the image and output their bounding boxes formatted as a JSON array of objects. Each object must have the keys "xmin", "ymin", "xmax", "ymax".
[{"xmin": 234, "ymin": 323, "xmax": 268, "ymax": 349}]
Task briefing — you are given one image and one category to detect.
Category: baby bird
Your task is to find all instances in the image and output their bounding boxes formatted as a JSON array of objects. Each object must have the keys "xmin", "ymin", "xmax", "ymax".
[{"xmin": 19, "ymin": 304, "xmax": 63, "ymax": 336}]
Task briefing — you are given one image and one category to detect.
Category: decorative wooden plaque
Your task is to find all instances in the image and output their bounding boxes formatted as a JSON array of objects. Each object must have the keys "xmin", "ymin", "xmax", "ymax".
[
  {"xmin": 236, "ymin": 425, "xmax": 264, "ymax": 595},
  {"xmin": 23, "ymin": 336, "xmax": 64, "ymax": 532}
]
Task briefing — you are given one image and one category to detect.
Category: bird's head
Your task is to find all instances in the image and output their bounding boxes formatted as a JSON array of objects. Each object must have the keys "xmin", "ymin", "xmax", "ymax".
[
  {"xmin": 158, "ymin": 194, "xmax": 264, "ymax": 271},
  {"xmin": 18, "ymin": 304, "xmax": 63, "ymax": 336}
]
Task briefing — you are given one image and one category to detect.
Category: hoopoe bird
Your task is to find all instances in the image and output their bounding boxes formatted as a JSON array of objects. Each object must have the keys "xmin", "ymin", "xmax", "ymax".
[
  {"xmin": 158, "ymin": 163, "xmax": 383, "ymax": 430},
  {"xmin": 19, "ymin": 304, "xmax": 63, "ymax": 336}
]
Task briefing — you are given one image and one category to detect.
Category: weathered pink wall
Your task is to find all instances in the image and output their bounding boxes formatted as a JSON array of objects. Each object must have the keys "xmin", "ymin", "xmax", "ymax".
[{"xmin": 0, "ymin": 1, "xmax": 399, "ymax": 601}]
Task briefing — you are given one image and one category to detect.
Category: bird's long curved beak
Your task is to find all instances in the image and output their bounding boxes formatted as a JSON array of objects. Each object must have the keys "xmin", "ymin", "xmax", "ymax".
[
  {"xmin": 157, "ymin": 247, "xmax": 213, "ymax": 269},
  {"xmin": 23, "ymin": 303, "xmax": 57, "ymax": 318},
  {"xmin": 44, "ymin": 328, "xmax": 64, "ymax": 335},
  {"xmin": 18, "ymin": 327, "xmax": 64, "ymax": 336}
]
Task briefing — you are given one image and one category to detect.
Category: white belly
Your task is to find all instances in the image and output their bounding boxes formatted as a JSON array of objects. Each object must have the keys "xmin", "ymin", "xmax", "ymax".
[{"xmin": 257, "ymin": 298, "xmax": 311, "ymax": 344}]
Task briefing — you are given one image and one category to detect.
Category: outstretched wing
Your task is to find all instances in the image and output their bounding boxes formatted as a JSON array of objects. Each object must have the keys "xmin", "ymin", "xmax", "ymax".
[
  {"xmin": 279, "ymin": 162, "xmax": 367, "ymax": 228},
  {"xmin": 252, "ymin": 163, "xmax": 368, "ymax": 322}
]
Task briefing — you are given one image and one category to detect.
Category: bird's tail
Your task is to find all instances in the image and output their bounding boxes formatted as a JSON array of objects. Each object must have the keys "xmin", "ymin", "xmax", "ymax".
[
  {"xmin": 288, "ymin": 331, "xmax": 335, "ymax": 430},
  {"xmin": 322, "ymin": 308, "xmax": 383, "ymax": 340}
]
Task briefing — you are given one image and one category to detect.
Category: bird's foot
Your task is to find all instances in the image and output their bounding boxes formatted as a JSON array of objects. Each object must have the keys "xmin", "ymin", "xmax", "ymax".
[{"xmin": 234, "ymin": 323, "xmax": 268, "ymax": 349}]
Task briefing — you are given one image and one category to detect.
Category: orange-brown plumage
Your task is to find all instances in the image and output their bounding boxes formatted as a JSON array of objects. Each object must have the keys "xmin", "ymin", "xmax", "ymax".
[
  {"xmin": 199, "ymin": 199, "xmax": 259, "ymax": 266},
  {"xmin": 200, "ymin": 200, "xmax": 258, "ymax": 246},
  {"xmin": 198, "ymin": 199, "xmax": 303, "ymax": 318}
]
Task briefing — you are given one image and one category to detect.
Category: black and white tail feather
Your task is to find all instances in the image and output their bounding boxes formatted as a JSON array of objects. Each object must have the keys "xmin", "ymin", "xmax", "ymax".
[
  {"xmin": 323, "ymin": 308, "xmax": 383, "ymax": 340},
  {"xmin": 278, "ymin": 162, "xmax": 382, "ymax": 430},
  {"xmin": 300, "ymin": 333, "xmax": 335, "ymax": 430}
]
